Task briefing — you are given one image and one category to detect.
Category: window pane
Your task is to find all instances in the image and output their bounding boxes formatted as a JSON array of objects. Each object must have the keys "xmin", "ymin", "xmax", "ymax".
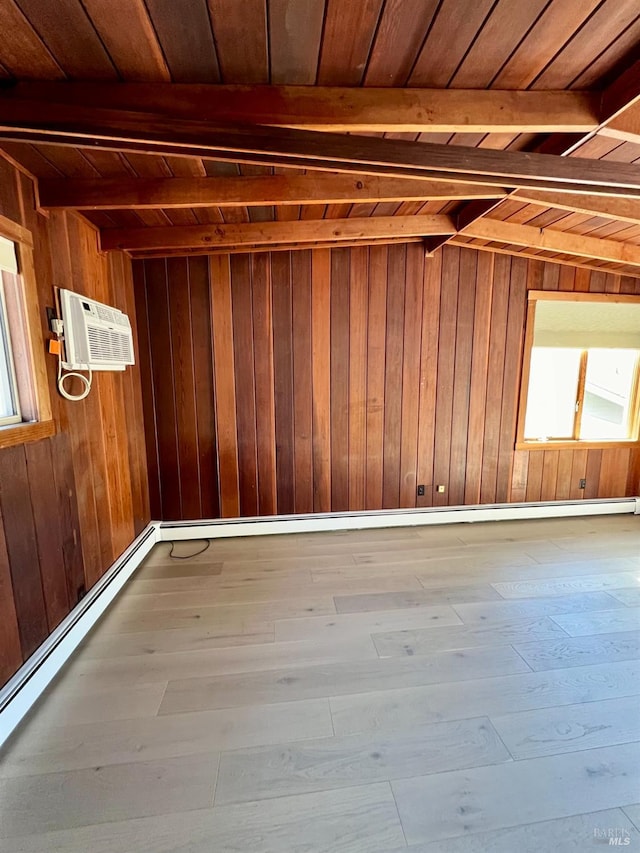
[
  {"xmin": 580, "ymin": 349, "xmax": 638, "ymax": 440},
  {"xmin": 524, "ymin": 348, "xmax": 582, "ymax": 440},
  {"xmin": 0, "ymin": 291, "xmax": 18, "ymax": 420}
]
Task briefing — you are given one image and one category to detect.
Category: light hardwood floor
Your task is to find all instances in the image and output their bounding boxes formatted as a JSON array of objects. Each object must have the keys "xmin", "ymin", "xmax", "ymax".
[{"xmin": 1, "ymin": 515, "xmax": 640, "ymax": 852}]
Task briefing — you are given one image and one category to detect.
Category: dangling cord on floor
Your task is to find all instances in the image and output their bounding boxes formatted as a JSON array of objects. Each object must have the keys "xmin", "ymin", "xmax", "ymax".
[{"xmin": 168, "ymin": 539, "xmax": 211, "ymax": 560}]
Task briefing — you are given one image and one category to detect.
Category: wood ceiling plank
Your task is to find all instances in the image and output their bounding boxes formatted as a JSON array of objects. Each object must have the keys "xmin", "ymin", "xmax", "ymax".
[
  {"xmin": 363, "ymin": 0, "xmax": 440, "ymax": 87},
  {"xmin": 532, "ymin": 0, "xmax": 640, "ymax": 90},
  {"xmin": 144, "ymin": 0, "xmax": 221, "ymax": 82},
  {"xmin": 268, "ymin": 0, "xmax": 325, "ymax": 85},
  {"xmin": 450, "ymin": 0, "xmax": 550, "ymax": 89},
  {"xmin": 207, "ymin": 0, "xmax": 268, "ymax": 83},
  {"xmin": 14, "ymin": 0, "xmax": 117, "ymax": 79},
  {"xmin": 37, "ymin": 174, "xmax": 507, "ymax": 209},
  {"xmin": 317, "ymin": 0, "xmax": 384, "ymax": 85},
  {"xmin": 460, "ymin": 217, "xmax": 640, "ymax": 266},
  {"xmin": 80, "ymin": 0, "xmax": 170, "ymax": 81},
  {"xmin": 490, "ymin": 0, "xmax": 602, "ymax": 90},
  {"xmin": 0, "ymin": 0, "xmax": 64, "ymax": 79},
  {"xmin": 100, "ymin": 214, "xmax": 456, "ymax": 251},
  {"xmin": 2, "ymin": 83, "xmax": 601, "ymax": 133},
  {"xmin": 408, "ymin": 0, "xmax": 496, "ymax": 87}
]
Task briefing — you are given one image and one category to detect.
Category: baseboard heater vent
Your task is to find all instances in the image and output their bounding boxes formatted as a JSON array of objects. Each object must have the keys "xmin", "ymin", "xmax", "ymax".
[{"xmin": 0, "ymin": 523, "xmax": 158, "ymax": 748}]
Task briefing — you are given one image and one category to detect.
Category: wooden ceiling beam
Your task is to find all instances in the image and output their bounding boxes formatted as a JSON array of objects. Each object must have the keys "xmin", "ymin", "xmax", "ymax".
[
  {"xmin": 513, "ymin": 190, "xmax": 640, "ymax": 225},
  {"xmin": 2, "ymin": 83, "xmax": 601, "ymax": 134},
  {"xmin": 459, "ymin": 218, "xmax": 640, "ymax": 267},
  {"xmin": 1, "ymin": 98, "xmax": 640, "ymax": 197},
  {"xmin": 38, "ymin": 174, "xmax": 507, "ymax": 210},
  {"xmin": 100, "ymin": 214, "xmax": 457, "ymax": 252},
  {"xmin": 129, "ymin": 236, "xmax": 426, "ymax": 259}
]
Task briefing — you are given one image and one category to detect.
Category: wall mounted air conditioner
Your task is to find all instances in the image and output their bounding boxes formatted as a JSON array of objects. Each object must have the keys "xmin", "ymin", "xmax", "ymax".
[{"xmin": 59, "ymin": 289, "xmax": 135, "ymax": 371}]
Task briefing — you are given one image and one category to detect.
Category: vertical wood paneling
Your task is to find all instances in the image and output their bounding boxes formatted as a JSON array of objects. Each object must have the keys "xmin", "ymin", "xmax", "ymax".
[
  {"xmin": 416, "ymin": 249, "xmax": 442, "ymax": 507},
  {"xmin": 167, "ymin": 257, "xmax": 201, "ymax": 518},
  {"xmin": 138, "ymin": 246, "xmax": 639, "ymax": 523},
  {"xmin": 399, "ymin": 244, "xmax": 424, "ymax": 507},
  {"xmin": 365, "ymin": 245, "xmax": 387, "ymax": 510},
  {"xmin": 188, "ymin": 256, "xmax": 219, "ymax": 519},
  {"xmin": 348, "ymin": 247, "xmax": 368, "ymax": 511},
  {"xmin": 231, "ymin": 255, "xmax": 259, "ymax": 516},
  {"xmin": 210, "ymin": 255, "xmax": 240, "ymax": 517},
  {"xmin": 0, "ymin": 446, "xmax": 48, "ymax": 658},
  {"xmin": 251, "ymin": 253, "xmax": 277, "ymax": 515},
  {"xmin": 382, "ymin": 244, "xmax": 406, "ymax": 508},
  {"xmin": 0, "ymin": 503, "xmax": 22, "ymax": 684},
  {"xmin": 311, "ymin": 249, "xmax": 332, "ymax": 512},
  {"xmin": 292, "ymin": 251, "xmax": 314, "ymax": 513},
  {"xmin": 465, "ymin": 251, "xmax": 493, "ymax": 504},
  {"xmin": 271, "ymin": 252, "xmax": 295, "ymax": 515},
  {"xmin": 480, "ymin": 254, "xmax": 511, "ymax": 503},
  {"xmin": 330, "ymin": 248, "xmax": 350, "ymax": 511},
  {"xmin": 433, "ymin": 246, "xmax": 459, "ymax": 507},
  {"xmin": 0, "ymin": 155, "xmax": 149, "ymax": 689},
  {"xmin": 448, "ymin": 248, "xmax": 475, "ymax": 506}
]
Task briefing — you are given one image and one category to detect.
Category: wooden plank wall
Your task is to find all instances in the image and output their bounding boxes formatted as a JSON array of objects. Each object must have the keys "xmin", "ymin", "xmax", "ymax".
[
  {"xmin": 0, "ymin": 153, "xmax": 149, "ymax": 688},
  {"xmin": 135, "ymin": 244, "xmax": 640, "ymax": 521}
]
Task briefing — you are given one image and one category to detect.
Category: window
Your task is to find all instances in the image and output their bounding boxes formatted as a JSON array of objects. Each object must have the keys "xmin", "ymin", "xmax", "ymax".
[
  {"xmin": 517, "ymin": 292, "xmax": 640, "ymax": 450},
  {"xmin": 0, "ymin": 217, "xmax": 54, "ymax": 449},
  {"xmin": 0, "ymin": 239, "xmax": 21, "ymax": 426}
]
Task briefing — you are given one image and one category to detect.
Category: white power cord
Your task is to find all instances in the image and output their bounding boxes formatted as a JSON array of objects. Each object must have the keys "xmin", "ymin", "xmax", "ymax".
[{"xmin": 55, "ymin": 332, "xmax": 92, "ymax": 401}]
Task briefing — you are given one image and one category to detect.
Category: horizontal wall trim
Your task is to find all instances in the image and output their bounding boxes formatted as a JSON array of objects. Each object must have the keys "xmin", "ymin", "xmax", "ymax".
[
  {"xmin": 0, "ymin": 523, "xmax": 159, "ymax": 750},
  {"xmin": 159, "ymin": 498, "xmax": 640, "ymax": 541}
]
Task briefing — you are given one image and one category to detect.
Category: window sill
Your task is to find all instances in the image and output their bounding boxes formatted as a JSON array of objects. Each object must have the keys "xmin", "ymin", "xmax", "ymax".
[
  {"xmin": 516, "ymin": 439, "xmax": 640, "ymax": 452},
  {"xmin": 0, "ymin": 419, "xmax": 56, "ymax": 450}
]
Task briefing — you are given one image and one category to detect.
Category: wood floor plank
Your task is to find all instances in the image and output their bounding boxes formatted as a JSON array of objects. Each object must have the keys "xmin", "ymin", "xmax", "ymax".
[
  {"xmin": 391, "ymin": 742, "xmax": 640, "ymax": 844},
  {"xmin": 82, "ymin": 624, "xmax": 275, "ymax": 658},
  {"xmin": 158, "ymin": 644, "xmax": 530, "ymax": 714},
  {"xmin": 102, "ymin": 595, "xmax": 336, "ymax": 628},
  {"xmin": 66, "ymin": 634, "xmax": 379, "ymax": 688},
  {"xmin": 111, "ymin": 588, "xmax": 339, "ymax": 612},
  {"xmin": 624, "ymin": 804, "xmax": 640, "ymax": 831},
  {"xmin": 381, "ymin": 808, "xmax": 640, "ymax": 852},
  {"xmin": 372, "ymin": 616, "xmax": 568, "ymax": 657},
  {"xmin": 452, "ymin": 591, "xmax": 626, "ymax": 624},
  {"xmin": 329, "ymin": 659, "xmax": 640, "ymax": 736},
  {"xmin": 492, "ymin": 572, "xmax": 640, "ymax": 599},
  {"xmin": 550, "ymin": 607, "xmax": 640, "ymax": 637},
  {"xmin": 215, "ymin": 717, "xmax": 510, "ymax": 805},
  {"xmin": 273, "ymin": 604, "xmax": 462, "ymax": 642},
  {"xmin": 514, "ymin": 631, "xmax": 640, "ymax": 671},
  {"xmin": 491, "ymin": 695, "xmax": 640, "ymax": 759},
  {"xmin": 334, "ymin": 585, "xmax": 503, "ymax": 613},
  {"xmin": 0, "ymin": 753, "xmax": 219, "ymax": 839},
  {"xmin": 610, "ymin": 588, "xmax": 640, "ymax": 607},
  {"xmin": 7, "ymin": 783, "xmax": 406, "ymax": 853},
  {"xmin": 9, "ymin": 682, "xmax": 167, "ymax": 732},
  {"xmin": 0, "ymin": 699, "xmax": 333, "ymax": 777}
]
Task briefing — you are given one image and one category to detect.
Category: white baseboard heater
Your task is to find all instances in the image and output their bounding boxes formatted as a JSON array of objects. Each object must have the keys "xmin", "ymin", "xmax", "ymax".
[{"xmin": 1, "ymin": 497, "xmax": 638, "ymax": 749}]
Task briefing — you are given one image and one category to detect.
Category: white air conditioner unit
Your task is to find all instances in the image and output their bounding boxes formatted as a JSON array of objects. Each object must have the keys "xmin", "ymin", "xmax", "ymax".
[{"xmin": 59, "ymin": 289, "xmax": 135, "ymax": 371}]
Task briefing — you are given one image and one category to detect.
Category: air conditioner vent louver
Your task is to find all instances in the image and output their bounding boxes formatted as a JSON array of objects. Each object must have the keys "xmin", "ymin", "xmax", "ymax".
[{"xmin": 59, "ymin": 288, "xmax": 135, "ymax": 372}]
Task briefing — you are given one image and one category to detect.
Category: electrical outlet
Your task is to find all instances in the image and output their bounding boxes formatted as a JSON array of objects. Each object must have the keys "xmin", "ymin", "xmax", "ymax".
[
  {"xmin": 579, "ymin": 478, "xmax": 586, "ymax": 490},
  {"xmin": 417, "ymin": 484, "xmax": 425, "ymax": 497},
  {"xmin": 436, "ymin": 485, "xmax": 446, "ymax": 494}
]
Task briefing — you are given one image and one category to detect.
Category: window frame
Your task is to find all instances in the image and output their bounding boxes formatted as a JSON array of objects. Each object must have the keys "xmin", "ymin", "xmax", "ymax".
[
  {"xmin": 516, "ymin": 290, "xmax": 640, "ymax": 452},
  {"xmin": 0, "ymin": 213, "xmax": 54, "ymax": 450}
]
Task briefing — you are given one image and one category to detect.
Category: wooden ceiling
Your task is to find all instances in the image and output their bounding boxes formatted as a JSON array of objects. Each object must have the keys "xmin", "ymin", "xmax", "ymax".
[{"xmin": 2, "ymin": 0, "xmax": 640, "ymax": 273}]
